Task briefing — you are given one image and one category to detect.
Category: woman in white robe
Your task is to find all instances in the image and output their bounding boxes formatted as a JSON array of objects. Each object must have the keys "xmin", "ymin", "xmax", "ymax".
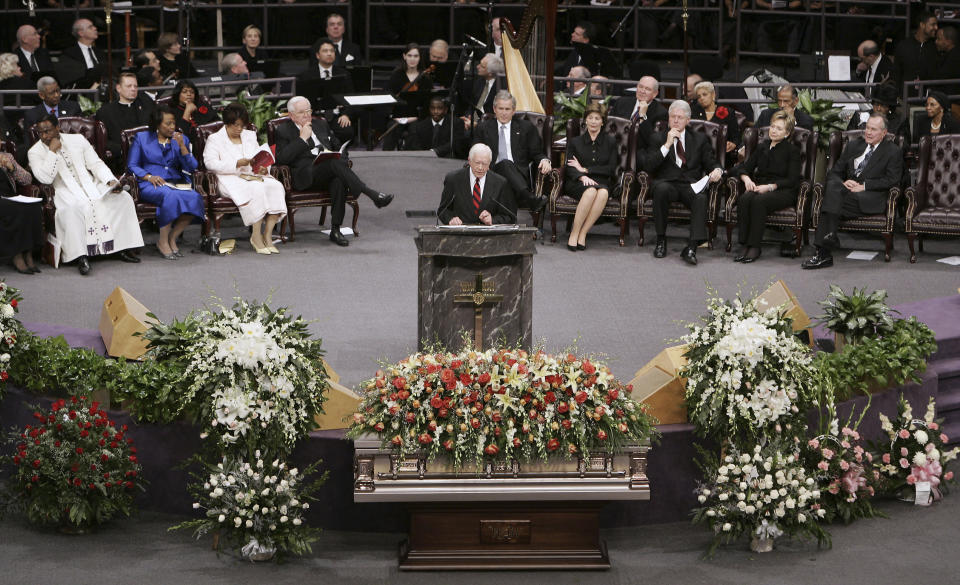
[{"xmin": 203, "ymin": 103, "xmax": 286, "ymax": 254}]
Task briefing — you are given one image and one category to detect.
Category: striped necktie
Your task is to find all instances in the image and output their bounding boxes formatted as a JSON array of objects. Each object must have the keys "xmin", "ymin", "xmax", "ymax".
[{"xmin": 472, "ymin": 177, "xmax": 482, "ymax": 212}]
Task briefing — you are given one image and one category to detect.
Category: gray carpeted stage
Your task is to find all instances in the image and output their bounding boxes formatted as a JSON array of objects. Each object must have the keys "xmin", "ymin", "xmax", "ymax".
[
  {"xmin": 2, "ymin": 150, "xmax": 960, "ymax": 583},
  {"xmin": 4, "ymin": 150, "xmax": 959, "ymax": 388}
]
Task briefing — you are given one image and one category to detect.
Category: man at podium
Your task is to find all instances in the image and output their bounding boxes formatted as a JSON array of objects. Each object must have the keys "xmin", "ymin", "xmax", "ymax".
[{"xmin": 437, "ymin": 144, "xmax": 515, "ymax": 225}]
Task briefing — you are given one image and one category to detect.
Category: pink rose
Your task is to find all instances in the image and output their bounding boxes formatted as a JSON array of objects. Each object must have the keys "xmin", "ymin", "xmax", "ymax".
[
  {"xmin": 828, "ymin": 483, "xmax": 839, "ymax": 494},
  {"xmin": 822, "ymin": 448, "xmax": 834, "ymax": 460},
  {"xmin": 841, "ymin": 440, "xmax": 851, "ymax": 449},
  {"xmin": 929, "ymin": 422, "xmax": 939, "ymax": 431},
  {"xmin": 899, "ymin": 458, "xmax": 910, "ymax": 469},
  {"xmin": 945, "ymin": 471, "xmax": 955, "ymax": 481},
  {"xmin": 899, "ymin": 429, "xmax": 910, "ymax": 439},
  {"xmin": 882, "ymin": 453, "xmax": 891, "ymax": 464},
  {"xmin": 808, "ymin": 439, "xmax": 820, "ymax": 449},
  {"xmin": 906, "ymin": 475, "xmax": 916, "ymax": 485},
  {"xmin": 840, "ymin": 460, "xmax": 850, "ymax": 471},
  {"xmin": 941, "ymin": 434, "xmax": 949, "ymax": 444},
  {"xmin": 926, "ymin": 442, "xmax": 935, "ymax": 453},
  {"xmin": 901, "ymin": 447, "xmax": 909, "ymax": 457},
  {"xmin": 865, "ymin": 452, "xmax": 873, "ymax": 462},
  {"xmin": 818, "ymin": 461, "xmax": 830, "ymax": 471}
]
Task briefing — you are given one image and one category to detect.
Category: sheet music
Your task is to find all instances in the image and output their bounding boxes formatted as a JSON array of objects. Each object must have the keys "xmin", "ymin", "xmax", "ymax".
[
  {"xmin": 343, "ymin": 94, "xmax": 397, "ymax": 106},
  {"xmin": 436, "ymin": 224, "xmax": 520, "ymax": 230},
  {"xmin": 3, "ymin": 194, "xmax": 42, "ymax": 203},
  {"xmin": 827, "ymin": 56, "xmax": 852, "ymax": 81}
]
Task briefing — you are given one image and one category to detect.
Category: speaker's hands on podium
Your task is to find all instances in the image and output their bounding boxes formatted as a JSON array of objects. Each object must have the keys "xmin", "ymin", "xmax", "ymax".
[
  {"xmin": 478, "ymin": 210, "xmax": 493, "ymax": 225},
  {"xmin": 448, "ymin": 216, "xmax": 464, "ymax": 226}
]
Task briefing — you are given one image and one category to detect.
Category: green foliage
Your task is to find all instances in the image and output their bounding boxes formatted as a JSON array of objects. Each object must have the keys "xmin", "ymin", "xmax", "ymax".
[
  {"xmin": 818, "ymin": 285, "xmax": 896, "ymax": 345},
  {"xmin": 814, "ymin": 317, "xmax": 937, "ymax": 402},
  {"xmin": 222, "ymin": 94, "xmax": 287, "ymax": 144},
  {"xmin": 797, "ymin": 89, "xmax": 846, "ymax": 150},
  {"xmin": 7, "ymin": 331, "xmax": 120, "ymax": 396},
  {"xmin": 76, "ymin": 94, "xmax": 101, "ymax": 116},
  {"xmin": 552, "ymin": 85, "xmax": 612, "ymax": 137}
]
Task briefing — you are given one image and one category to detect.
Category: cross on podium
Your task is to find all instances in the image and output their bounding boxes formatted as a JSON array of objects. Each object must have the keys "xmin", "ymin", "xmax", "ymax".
[{"xmin": 453, "ymin": 272, "xmax": 504, "ymax": 351}]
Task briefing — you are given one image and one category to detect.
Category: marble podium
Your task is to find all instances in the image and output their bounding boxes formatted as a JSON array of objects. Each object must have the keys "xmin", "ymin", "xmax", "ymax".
[{"xmin": 416, "ymin": 226, "xmax": 537, "ymax": 351}]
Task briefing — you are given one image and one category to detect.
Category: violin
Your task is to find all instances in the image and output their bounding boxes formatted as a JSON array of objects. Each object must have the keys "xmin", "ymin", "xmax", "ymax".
[{"xmin": 396, "ymin": 64, "xmax": 436, "ymax": 97}]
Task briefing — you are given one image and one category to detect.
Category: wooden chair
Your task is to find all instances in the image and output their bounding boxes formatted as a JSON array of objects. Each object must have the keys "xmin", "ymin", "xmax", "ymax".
[
  {"xmin": 812, "ymin": 130, "xmax": 904, "ymax": 262},
  {"xmin": 265, "ymin": 116, "xmax": 359, "ymax": 241},
  {"xmin": 119, "ymin": 126, "xmax": 162, "ymax": 226},
  {"xmin": 514, "ymin": 111, "xmax": 559, "ymax": 229},
  {"xmin": 723, "ymin": 125, "xmax": 819, "ymax": 256},
  {"xmin": 549, "ymin": 115, "xmax": 636, "ymax": 246},
  {"xmin": 635, "ymin": 118, "xmax": 727, "ymax": 247},
  {"xmin": 193, "ymin": 121, "xmax": 253, "ymax": 236},
  {"xmin": 904, "ymin": 133, "xmax": 960, "ymax": 263}
]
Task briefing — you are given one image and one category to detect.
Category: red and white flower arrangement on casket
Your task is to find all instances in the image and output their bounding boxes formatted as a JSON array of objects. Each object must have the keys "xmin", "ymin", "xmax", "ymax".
[{"xmin": 349, "ymin": 347, "xmax": 659, "ymax": 467}]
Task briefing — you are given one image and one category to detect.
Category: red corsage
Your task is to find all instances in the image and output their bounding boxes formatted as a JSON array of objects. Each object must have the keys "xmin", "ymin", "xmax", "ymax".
[
  {"xmin": 198, "ymin": 105, "xmax": 208, "ymax": 114},
  {"xmin": 715, "ymin": 106, "xmax": 729, "ymax": 119}
]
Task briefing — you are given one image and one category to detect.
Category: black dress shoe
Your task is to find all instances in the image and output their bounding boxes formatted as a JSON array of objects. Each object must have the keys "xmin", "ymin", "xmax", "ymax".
[
  {"xmin": 653, "ymin": 238, "xmax": 667, "ymax": 258},
  {"xmin": 119, "ymin": 251, "xmax": 141, "ymax": 263},
  {"xmin": 10, "ymin": 261, "xmax": 32, "ymax": 275},
  {"xmin": 576, "ymin": 243, "xmax": 586, "ymax": 251},
  {"xmin": 741, "ymin": 255, "xmax": 760, "ymax": 264},
  {"xmin": 567, "ymin": 244, "xmax": 578, "ymax": 252},
  {"xmin": 29, "ymin": 266, "xmax": 41, "ymax": 273},
  {"xmin": 733, "ymin": 254, "xmax": 746, "ymax": 262},
  {"xmin": 329, "ymin": 227, "xmax": 350, "ymax": 247},
  {"xmin": 801, "ymin": 252, "xmax": 833, "ymax": 269},
  {"xmin": 77, "ymin": 256, "xmax": 91, "ymax": 275},
  {"xmin": 680, "ymin": 245, "xmax": 698, "ymax": 266},
  {"xmin": 822, "ymin": 232, "xmax": 841, "ymax": 249},
  {"xmin": 373, "ymin": 193, "xmax": 394, "ymax": 208}
]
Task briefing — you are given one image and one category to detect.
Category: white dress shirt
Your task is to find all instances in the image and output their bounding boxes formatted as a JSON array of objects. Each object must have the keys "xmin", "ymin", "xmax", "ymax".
[
  {"xmin": 78, "ymin": 42, "xmax": 97, "ymax": 68},
  {"xmin": 469, "ymin": 170, "xmax": 487, "ymax": 199}
]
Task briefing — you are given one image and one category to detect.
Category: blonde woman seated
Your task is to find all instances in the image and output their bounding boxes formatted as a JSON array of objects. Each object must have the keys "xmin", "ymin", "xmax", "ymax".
[
  {"xmin": 203, "ymin": 102, "xmax": 286, "ymax": 254},
  {"xmin": 564, "ymin": 102, "xmax": 617, "ymax": 251}
]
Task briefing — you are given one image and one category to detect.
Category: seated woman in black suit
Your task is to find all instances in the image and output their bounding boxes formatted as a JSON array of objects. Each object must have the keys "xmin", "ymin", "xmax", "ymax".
[
  {"xmin": 0, "ymin": 151, "xmax": 42, "ymax": 274},
  {"xmin": 691, "ymin": 80, "xmax": 740, "ymax": 157},
  {"xmin": 915, "ymin": 92, "xmax": 960, "ymax": 142},
  {"xmin": 383, "ymin": 43, "xmax": 432, "ymax": 151},
  {"xmin": 563, "ymin": 102, "xmax": 617, "ymax": 251},
  {"xmin": 240, "ymin": 25, "xmax": 268, "ymax": 74},
  {"xmin": 170, "ymin": 80, "xmax": 219, "ymax": 143},
  {"xmin": 728, "ymin": 110, "xmax": 801, "ymax": 263}
]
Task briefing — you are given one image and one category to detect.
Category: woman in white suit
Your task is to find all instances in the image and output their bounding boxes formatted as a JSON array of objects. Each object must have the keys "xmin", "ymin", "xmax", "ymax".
[{"xmin": 203, "ymin": 103, "xmax": 287, "ymax": 254}]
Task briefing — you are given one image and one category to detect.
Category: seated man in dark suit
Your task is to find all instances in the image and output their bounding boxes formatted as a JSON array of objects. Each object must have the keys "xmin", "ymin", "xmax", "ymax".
[
  {"xmin": 855, "ymin": 40, "xmax": 893, "ymax": 96},
  {"xmin": 299, "ymin": 39, "xmax": 355, "ymax": 143},
  {"xmin": 273, "ymin": 96, "xmax": 394, "ymax": 247},
  {"xmin": 325, "ymin": 13, "xmax": 364, "ymax": 67},
  {"xmin": 16, "ymin": 25, "xmax": 55, "ymax": 79},
  {"xmin": 60, "ymin": 18, "xmax": 107, "ymax": 89},
  {"xmin": 555, "ymin": 22, "xmax": 601, "ymax": 77},
  {"xmin": 95, "ymin": 72, "xmax": 157, "ymax": 159},
  {"xmin": 404, "ymin": 96, "xmax": 468, "ymax": 159},
  {"xmin": 609, "ymin": 75, "xmax": 668, "ymax": 149},
  {"xmin": 755, "ymin": 84, "xmax": 814, "ymax": 130},
  {"xmin": 639, "ymin": 100, "xmax": 723, "ymax": 265},
  {"xmin": 438, "ymin": 143, "xmax": 514, "ymax": 225},
  {"xmin": 471, "ymin": 90, "xmax": 551, "ymax": 212},
  {"xmin": 23, "ymin": 77, "xmax": 82, "ymax": 130},
  {"xmin": 458, "ymin": 53, "xmax": 503, "ymax": 118},
  {"xmin": 802, "ymin": 114, "xmax": 903, "ymax": 269}
]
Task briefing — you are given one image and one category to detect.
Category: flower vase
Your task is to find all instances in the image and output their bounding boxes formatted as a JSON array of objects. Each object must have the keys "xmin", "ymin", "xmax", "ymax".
[
  {"xmin": 241, "ymin": 537, "xmax": 276, "ymax": 562},
  {"xmin": 750, "ymin": 535, "xmax": 774, "ymax": 553}
]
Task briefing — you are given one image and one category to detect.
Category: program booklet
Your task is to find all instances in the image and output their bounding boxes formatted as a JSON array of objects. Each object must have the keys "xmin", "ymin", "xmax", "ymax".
[{"xmin": 312, "ymin": 140, "xmax": 350, "ymax": 165}]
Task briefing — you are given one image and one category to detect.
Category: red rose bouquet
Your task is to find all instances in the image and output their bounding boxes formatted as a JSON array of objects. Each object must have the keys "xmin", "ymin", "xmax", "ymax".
[{"xmin": 2, "ymin": 395, "xmax": 144, "ymax": 529}]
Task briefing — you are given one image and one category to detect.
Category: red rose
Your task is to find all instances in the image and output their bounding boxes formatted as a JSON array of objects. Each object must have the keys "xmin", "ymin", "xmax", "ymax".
[
  {"xmin": 198, "ymin": 105, "xmax": 208, "ymax": 114},
  {"xmin": 459, "ymin": 373, "xmax": 473, "ymax": 386},
  {"xmin": 73, "ymin": 478, "xmax": 82, "ymax": 486},
  {"xmin": 597, "ymin": 429, "xmax": 608, "ymax": 440},
  {"xmin": 545, "ymin": 391, "xmax": 557, "ymax": 404},
  {"xmin": 80, "ymin": 430, "xmax": 89, "ymax": 438},
  {"xmin": 619, "ymin": 423, "xmax": 629, "ymax": 433},
  {"xmin": 125, "ymin": 481, "xmax": 134, "ymax": 489},
  {"xmin": 440, "ymin": 368, "xmax": 455, "ymax": 384},
  {"xmin": 398, "ymin": 390, "xmax": 410, "ymax": 400},
  {"xmin": 471, "ymin": 418, "xmax": 481, "ymax": 429},
  {"xmin": 575, "ymin": 391, "xmax": 588, "ymax": 404},
  {"xmin": 68, "ymin": 411, "xmax": 77, "ymax": 420},
  {"xmin": 478, "ymin": 372, "xmax": 491, "ymax": 385},
  {"xmin": 75, "ymin": 447, "xmax": 83, "ymax": 455},
  {"xmin": 10, "ymin": 299, "xmax": 16, "ymax": 308},
  {"xmin": 12, "ymin": 456, "xmax": 20, "ymax": 465},
  {"xmin": 418, "ymin": 433, "xmax": 433, "ymax": 444},
  {"xmin": 512, "ymin": 437, "xmax": 522, "ymax": 447},
  {"xmin": 443, "ymin": 439, "xmax": 454, "ymax": 451},
  {"xmin": 32, "ymin": 459, "xmax": 40, "ymax": 468},
  {"xmin": 390, "ymin": 435, "xmax": 402, "ymax": 446},
  {"xmin": 568, "ymin": 443, "xmax": 578, "ymax": 454},
  {"xmin": 428, "ymin": 420, "xmax": 437, "ymax": 431},
  {"xmin": 557, "ymin": 402, "xmax": 569, "ymax": 414},
  {"xmin": 484, "ymin": 444, "xmax": 499, "ymax": 455},
  {"xmin": 561, "ymin": 419, "xmax": 572, "ymax": 429},
  {"xmin": 392, "ymin": 377, "xmax": 406, "ymax": 390},
  {"xmin": 373, "ymin": 422, "xmax": 385, "ymax": 432},
  {"xmin": 430, "ymin": 396, "xmax": 443, "ymax": 409},
  {"xmin": 128, "ymin": 455, "xmax": 137, "ymax": 463},
  {"xmin": 491, "ymin": 412, "xmax": 502, "ymax": 422},
  {"xmin": 404, "ymin": 412, "xmax": 416, "ymax": 423},
  {"xmin": 716, "ymin": 106, "xmax": 729, "ymax": 119},
  {"xmin": 547, "ymin": 438, "xmax": 560, "ymax": 451},
  {"xmin": 450, "ymin": 359, "xmax": 462, "ymax": 369},
  {"xmin": 99, "ymin": 439, "xmax": 105, "ymax": 446},
  {"xmin": 438, "ymin": 408, "xmax": 449, "ymax": 418},
  {"xmin": 31, "ymin": 475, "xmax": 38, "ymax": 482},
  {"xmin": 582, "ymin": 361, "xmax": 596, "ymax": 375},
  {"xmin": 105, "ymin": 482, "xmax": 112, "ymax": 488}
]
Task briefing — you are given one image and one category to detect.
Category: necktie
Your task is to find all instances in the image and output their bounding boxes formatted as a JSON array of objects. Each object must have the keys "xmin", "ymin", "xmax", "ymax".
[
  {"xmin": 497, "ymin": 124, "xmax": 509, "ymax": 163},
  {"xmin": 323, "ymin": 69, "xmax": 330, "ymax": 80},
  {"xmin": 631, "ymin": 107, "xmax": 640, "ymax": 123},
  {"xmin": 855, "ymin": 145, "xmax": 874, "ymax": 176},
  {"xmin": 87, "ymin": 46, "xmax": 98, "ymax": 66},
  {"xmin": 675, "ymin": 138, "xmax": 686, "ymax": 167},
  {"xmin": 306, "ymin": 136, "xmax": 316, "ymax": 151},
  {"xmin": 30, "ymin": 53, "xmax": 38, "ymax": 72},
  {"xmin": 432, "ymin": 122, "xmax": 442, "ymax": 148},
  {"xmin": 473, "ymin": 177, "xmax": 482, "ymax": 212},
  {"xmin": 476, "ymin": 81, "xmax": 491, "ymax": 112}
]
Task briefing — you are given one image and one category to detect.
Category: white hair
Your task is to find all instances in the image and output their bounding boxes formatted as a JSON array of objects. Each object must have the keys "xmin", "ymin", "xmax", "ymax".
[
  {"xmin": 468, "ymin": 143, "xmax": 493, "ymax": 162},
  {"xmin": 694, "ymin": 80, "xmax": 715, "ymax": 95},
  {"xmin": 37, "ymin": 76, "xmax": 58, "ymax": 92},
  {"xmin": 668, "ymin": 100, "xmax": 692, "ymax": 118},
  {"xmin": 287, "ymin": 96, "xmax": 311, "ymax": 113}
]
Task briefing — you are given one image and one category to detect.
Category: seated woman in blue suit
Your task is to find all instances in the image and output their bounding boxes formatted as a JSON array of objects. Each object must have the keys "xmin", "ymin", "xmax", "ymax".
[{"xmin": 127, "ymin": 106, "xmax": 206, "ymax": 259}]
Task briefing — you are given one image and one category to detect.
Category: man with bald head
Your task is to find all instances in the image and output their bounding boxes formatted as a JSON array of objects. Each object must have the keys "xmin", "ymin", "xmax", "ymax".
[
  {"xmin": 16, "ymin": 25, "xmax": 54, "ymax": 78},
  {"xmin": 610, "ymin": 75, "xmax": 668, "ymax": 148},
  {"xmin": 60, "ymin": 18, "xmax": 107, "ymax": 88},
  {"xmin": 855, "ymin": 40, "xmax": 892, "ymax": 97}
]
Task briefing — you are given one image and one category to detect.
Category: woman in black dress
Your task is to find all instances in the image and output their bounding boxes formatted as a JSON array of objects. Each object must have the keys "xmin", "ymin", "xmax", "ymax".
[
  {"xmin": 691, "ymin": 80, "xmax": 740, "ymax": 157},
  {"xmin": 915, "ymin": 92, "xmax": 960, "ymax": 141},
  {"xmin": 239, "ymin": 25, "xmax": 268, "ymax": 74},
  {"xmin": 728, "ymin": 110, "xmax": 801, "ymax": 263},
  {"xmin": 157, "ymin": 32, "xmax": 199, "ymax": 81},
  {"xmin": 383, "ymin": 43, "xmax": 432, "ymax": 151},
  {"xmin": 0, "ymin": 151, "xmax": 42, "ymax": 274},
  {"xmin": 170, "ymin": 80, "xmax": 219, "ymax": 143},
  {"xmin": 563, "ymin": 102, "xmax": 618, "ymax": 251}
]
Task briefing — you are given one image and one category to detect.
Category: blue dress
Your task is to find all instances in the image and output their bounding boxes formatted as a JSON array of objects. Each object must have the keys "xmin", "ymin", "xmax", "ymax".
[{"xmin": 127, "ymin": 131, "xmax": 206, "ymax": 228}]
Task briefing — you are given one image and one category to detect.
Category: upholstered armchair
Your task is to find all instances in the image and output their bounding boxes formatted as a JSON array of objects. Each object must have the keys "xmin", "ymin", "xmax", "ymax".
[
  {"xmin": 904, "ymin": 134, "xmax": 960, "ymax": 263},
  {"xmin": 265, "ymin": 116, "xmax": 360, "ymax": 241},
  {"xmin": 812, "ymin": 130, "xmax": 903, "ymax": 262},
  {"xmin": 550, "ymin": 115, "xmax": 636, "ymax": 246},
  {"xmin": 724, "ymin": 125, "xmax": 818, "ymax": 256},
  {"xmin": 515, "ymin": 111, "xmax": 559, "ymax": 225},
  {"xmin": 635, "ymin": 118, "xmax": 727, "ymax": 247}
]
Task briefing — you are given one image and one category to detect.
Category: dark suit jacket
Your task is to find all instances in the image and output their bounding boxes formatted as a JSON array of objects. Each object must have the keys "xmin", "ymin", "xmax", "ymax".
[
  {"xmin": 640, "ymin": 128, "xmax": 720, "ymax": 184},
  {"xmin": 473, "ymin": 116, "xmax": 547, "ymax": 172},
  {"xmin": 756, "ymin": 107, "xmax": 814, "ymax": 131},
  {"xmin": 847, "ymin": 110, "xmax": 912, "ymax": 144},
  {"xmin": 826, "ymin": 137, "xmax": 902, "ymax": 215},
  {"xmin": 404, "ymin": 116, "xmax": 468, "ymax": 159},
  {"xmin": 274, "ymin": 117, "xmax": 341, "ymax": 191},
  {"xmin": 17, "ymin": 47, "xmax": 55, "ymax": 79},
  {"xmin": 691, "ymin": 102, "xmax": 741, "ymax": 147},
  {"xmin": 60, "ymin": 44, "xmax": 107, "ymax": 88},
  {"xmin": 335, "ymin": 40, "xmax": 364, "ymax": 67},
  {"xmin": 297, "ymin": 65, "xmax": 355, "ymax": 119},
  {"xmin": 564, "ymin": 131, "xmax": 618, "ymax": 188},
  {"xmin": 23, "ymin": 100, "xmax": 83, "ymax": 129},
  {"xmin": 95, "ymin": 95, "xmax": 157, "ymax": 156},
  {"xmin": 915, "ymin": 114, "xmax": 960, "ymax": 142},
  {"xmin": 729, "ymin": 139, "xmax": 801, "ymax": 192},
  {"xmin": 855, "ymin": 54, "xmax": 893, "ymax": 92},
  {"xmin": 459, "ymin": 77, "xmax": 498, "ymax": 117},
  {"xmin": 437, "ymin": 167, "xmax": 514, "ymax": 225},
  {"xmin": 609, "ymin": 97, "xmax": 667, "ymax": 148}
]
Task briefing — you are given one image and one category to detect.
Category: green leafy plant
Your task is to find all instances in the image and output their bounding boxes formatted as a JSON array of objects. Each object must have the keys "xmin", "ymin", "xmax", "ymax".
[
  {"xmin": 7, "ymin": 332, "xmax": 121, "ymax": 397},
  {"xmin": 818, "ymin": 285, "xmax": 896, "ymax": 346},
  {"xmin": 552, "ymin": 83, "xmax": 612, "ymax": 137},
  {"xmin": 223, "ymin": 94, "xmax": 287, "ymax": 143},
  {"xmin": 0, "ymin": 280, "xmax": 22, "ymax": 398},
  {"xmin": 76, "ymin": 94, "xmax": 102, "ymax": 116},
  {"xmin": 797, "ymin": 89, "xmax": 846, "ymax": 151}
]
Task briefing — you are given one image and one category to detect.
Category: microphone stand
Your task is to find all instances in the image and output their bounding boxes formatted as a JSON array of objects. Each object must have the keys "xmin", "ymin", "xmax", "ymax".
[
  {"xmin": 179, "ymin": 0, "xmax": 195, "ymax": 78},
  {"xmin": 105, "ymin": 0, "xmax": 114, "ymax": 101},
  {"xmin": 448, "ymin": 42, "xmax": 471, "ymax": 149},
  {"xmin": 611, "ymin": 0, "xmax": 642, "ymax": 77}
]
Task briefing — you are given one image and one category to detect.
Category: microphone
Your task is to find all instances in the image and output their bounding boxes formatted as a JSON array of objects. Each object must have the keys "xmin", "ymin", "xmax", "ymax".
[
  {"xmin": 487, "ymin": 187, "xmax": 518, "ymax": 225},
  {"xmin": 436, "ymin": 184, "xmax": 457, "ymax": 226},
  {"xmin": 25, "ymin": 0, "xmax": 35, "ymax": 17},
  {"xmin": 465, "ymin": 34, "xmax": 487, "ymax": 49}
]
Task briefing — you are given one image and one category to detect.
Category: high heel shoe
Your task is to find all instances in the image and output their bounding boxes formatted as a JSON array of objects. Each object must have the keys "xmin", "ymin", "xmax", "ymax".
[
  {"xmin": 576, "ymin": 243, "xmax": 586, "ymax": 251},
  {"xmin": 29, "ymin": 265, "xmax": 41, "ymax": 273},
  {"xmin": 250, "ymin": 236, "xmax": 270, "ymax": 255},
  {"xmin": 10, "ymin": 260, "xmax": 32, "ymax": 275},
  {"xmin": 567, "ymin": 244, "xmax": 578, "ymax": 252},
  {"xmin": 266, "ymin": 246, "xmax": 279, "ymax": 254}
]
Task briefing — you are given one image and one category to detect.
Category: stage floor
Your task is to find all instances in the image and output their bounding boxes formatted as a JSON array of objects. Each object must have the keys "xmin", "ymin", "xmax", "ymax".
[{"xmin": 5, "ymin": 150, "xmax": 959, "ymax": 388}]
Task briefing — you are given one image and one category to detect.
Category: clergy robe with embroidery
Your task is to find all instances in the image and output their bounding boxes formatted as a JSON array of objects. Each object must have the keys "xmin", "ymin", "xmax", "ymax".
[{"xmin": 28, "ymin": 133, "xmax": 143, "ymax": 265}]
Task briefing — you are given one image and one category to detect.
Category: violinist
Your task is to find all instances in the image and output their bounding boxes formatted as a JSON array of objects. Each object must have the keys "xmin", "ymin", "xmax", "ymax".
[{"xmin": 383, "ymin": 43, "xmax": 433, "ymax": 150}]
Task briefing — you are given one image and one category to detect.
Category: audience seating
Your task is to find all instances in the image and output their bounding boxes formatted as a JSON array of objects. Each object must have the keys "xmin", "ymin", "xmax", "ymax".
[
  {"xmin": 904, "ymin": 133, "xmax": 960, "ymax": 263},
  {"xmin": 265, "ymin": 116, "xmax": 359, "ymax": 241},
  {"xmin": 724, "ymin": 125, "xmax": 819, "ymax": 256},
  {"xmin": 636, "ymin": 118, "xmax": 727, "ymax": 247},
  {"xmin": 549, "ymin": 115, "xmax": 636, "ymax": 246},
  {"xmin": 811, "ymin": 130, "xmax": 903, "ymax": 262}
]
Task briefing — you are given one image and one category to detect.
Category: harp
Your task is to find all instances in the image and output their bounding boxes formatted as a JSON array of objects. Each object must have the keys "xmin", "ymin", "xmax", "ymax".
[{"xmin": 500, "ymin": 1, "xmax": 557, "ymax": 115}]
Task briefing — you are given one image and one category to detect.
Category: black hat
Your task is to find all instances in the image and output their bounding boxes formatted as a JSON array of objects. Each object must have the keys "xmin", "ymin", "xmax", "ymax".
[
  {"xmin": 871, "ymin": 83, "xmax": 899, "ymax": 108},
  {"xmin": 927, "ymin": 91, "xmax": 951, "ymax": 112}
]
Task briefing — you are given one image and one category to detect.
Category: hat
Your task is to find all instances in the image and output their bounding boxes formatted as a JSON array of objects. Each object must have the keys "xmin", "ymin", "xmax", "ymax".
[
  {"xmin": 927, "ymin": 91, "xmax": 951, "ymax": 112},
  {"xmin": 871, "ymin": 83, "xmax": 899, "ymax": 108}
]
